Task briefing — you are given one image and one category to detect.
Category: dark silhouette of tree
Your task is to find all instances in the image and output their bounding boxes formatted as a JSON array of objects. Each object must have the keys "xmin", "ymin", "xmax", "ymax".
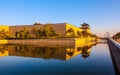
[
  {"xmin": 33, "ymin": 22, "xmax": 41, "ymax": 25},
  {"xmin": 113, "ymin": 32, "xmax": 120, "ymax": 40}
]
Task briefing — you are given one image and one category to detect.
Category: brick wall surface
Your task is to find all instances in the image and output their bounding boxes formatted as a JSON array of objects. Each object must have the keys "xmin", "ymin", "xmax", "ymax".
[{"xmin": 9, "ymin": 24, "xmax": 66, "ymax": 37}]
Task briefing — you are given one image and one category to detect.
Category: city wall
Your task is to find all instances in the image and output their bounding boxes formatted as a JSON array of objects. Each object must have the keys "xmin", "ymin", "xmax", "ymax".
[{"xmin": 9, "ymin": 24, "xmax": 66, "ymax": 37}]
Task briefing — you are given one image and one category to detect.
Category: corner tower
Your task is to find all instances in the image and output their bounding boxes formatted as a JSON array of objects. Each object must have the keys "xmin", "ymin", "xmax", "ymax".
[{"xmin": 80, "ymin": 23, "xmax": 91, "ymax": 33}]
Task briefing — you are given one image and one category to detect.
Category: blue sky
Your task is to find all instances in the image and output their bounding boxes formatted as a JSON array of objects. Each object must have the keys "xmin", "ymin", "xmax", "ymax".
[{"xmin": 0, "ymin": 0, "xmax": 120, "ymax": 36}]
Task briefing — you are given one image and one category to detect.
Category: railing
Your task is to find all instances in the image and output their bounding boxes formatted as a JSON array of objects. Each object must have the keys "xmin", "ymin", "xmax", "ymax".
[
  {"xmin": 107, "ymin": 38, "xmax": 120, "ymax": 74},
  {"xmin": 108, "ymin": 38, "xmax": 120, "ymax": 49}
]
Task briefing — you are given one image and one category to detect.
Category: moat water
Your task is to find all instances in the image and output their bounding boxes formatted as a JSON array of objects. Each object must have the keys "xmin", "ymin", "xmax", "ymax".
[{"xmin": 0, "ymin": 41, "xmax": 115, "ymax": 75}]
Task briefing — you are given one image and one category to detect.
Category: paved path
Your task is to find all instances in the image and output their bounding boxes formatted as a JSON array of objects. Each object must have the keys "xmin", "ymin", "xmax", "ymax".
[{"xmin": 108, "ymin": 39, "xmax": 120, "ymax": 75}]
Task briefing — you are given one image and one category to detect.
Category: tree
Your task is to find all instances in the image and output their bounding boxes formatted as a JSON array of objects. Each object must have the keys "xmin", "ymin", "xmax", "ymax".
[
  {"xmin": 0, "ymin": 29, "xmax": 9, "ymax": 39},
  {"xmin": 91, "ymin": 34, "xmax": 97, "ymax": 38},
  {"xmin": 32, "ymin": 24, "xmax": 58, "ymax": 38},
  {"xmin": 113, "ymin": 32, "xmax": 120, "ymax": 40},
  {"xmin": 16, "ymin": 32, "xmax": 20, "ymax": 38},
  {"xmin": 43, "ymin": 24, "xmax": 57, "ymax": 38},
  {"xmin": 32, "ymin": 27, "xmax": 39, "ymax": 38},
  {"xmin": 0, "ymin": 29, "xmax": 5, "ymax": 35},
  {"xmin": 43, "ymin": 24, "xmax": 52, "ymax": 37},
  {"xmin": 37, "ymin": 29, "xmax": 45, "ymax": 38},
  {"xmin": 23, "ymin": 27, "xmax": 28, "ymax": 34},
  {"xmin": 77, "ymin": 31, "xmax": 82, "ymax": 38},
  {"xmin": 67, "ymin": 28, "xmax": 75, "ymax": 38},
  {"xmin": 81, "ymin": 31, "xmax": 89, "ymax": 37},
  {"xmin": 16, "ymin": 27, "xmax": 29, "ymax": 39},
  {"xmin": 19, "ymin": 31, "xmax": 25, "ymax": 39},
  {"xmin": 6, "ymin": 31, "xmax": 9, "ymax": 38}
]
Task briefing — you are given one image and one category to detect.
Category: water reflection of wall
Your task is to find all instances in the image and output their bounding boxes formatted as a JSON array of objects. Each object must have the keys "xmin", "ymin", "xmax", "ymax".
[
  {"xmin": 0, "ymin": 45, "xmax": 10, "ymax": 57},
  {"xmin": 0, "ymin": 41, "xmax": 96, "ymax": 60}
]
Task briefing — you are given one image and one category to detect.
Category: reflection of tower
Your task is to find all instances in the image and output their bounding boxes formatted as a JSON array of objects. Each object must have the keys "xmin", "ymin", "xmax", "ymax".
[{"xmin": 81, "ymin": 46, "xmax": 91, "ymax": 58}]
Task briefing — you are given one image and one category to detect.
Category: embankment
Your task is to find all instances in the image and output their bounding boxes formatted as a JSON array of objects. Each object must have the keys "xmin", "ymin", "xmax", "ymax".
[
  {"xmin": 7, "ymin": 38, "xmax": 75, "ymax": 46},
  {"xmin": 0, "ymin": 38, "xmax": 95, "ymax": 46},
  {"xmin": 108, "ymin": 38, "xmax": 120, "ymax": 75},
  {"xmin": 0, "ymin": 40, "xmax": 8, "ymax": 44}
]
